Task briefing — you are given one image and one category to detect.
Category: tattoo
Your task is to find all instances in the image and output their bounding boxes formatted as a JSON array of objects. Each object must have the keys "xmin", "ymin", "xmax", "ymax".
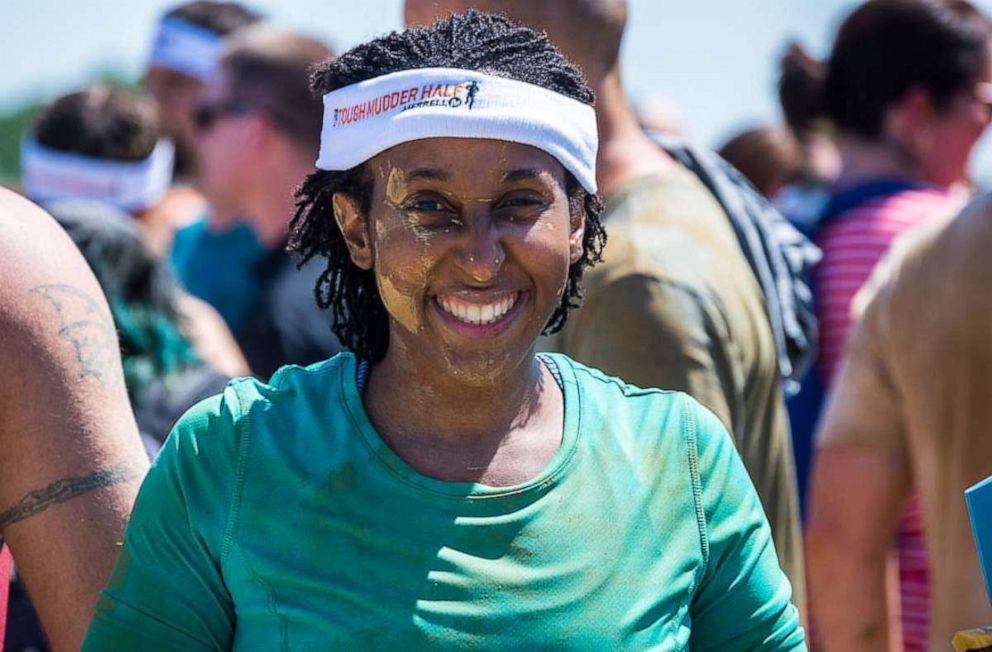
[
  {"xmin": 0, "ymin": 463, "xmax": 140, "ymax": 531},
  {"xmin": 32, "ymin": 284, "xmax": 120, "ymax": 386}
]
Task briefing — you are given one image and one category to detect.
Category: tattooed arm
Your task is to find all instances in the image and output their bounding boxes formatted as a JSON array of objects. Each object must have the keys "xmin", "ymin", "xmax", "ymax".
[{"xmin": 0, "ymin": 190, "xmax": 149, "ymax": 652}]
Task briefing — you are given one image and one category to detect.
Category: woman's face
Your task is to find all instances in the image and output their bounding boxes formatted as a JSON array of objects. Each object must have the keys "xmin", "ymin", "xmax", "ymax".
[
  {"xmin": 336, "ymin": 137, "xmax": 584, "ymax": 383},
  {"xmin": 917, "ymin": 44, "xmax": 992, "ymax": 187}
]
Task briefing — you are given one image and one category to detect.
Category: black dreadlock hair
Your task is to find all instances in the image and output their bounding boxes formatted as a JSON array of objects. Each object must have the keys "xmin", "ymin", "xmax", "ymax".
[{"xmin": 288, "ymin": 10, "xmax": 606, "ymax": 363}]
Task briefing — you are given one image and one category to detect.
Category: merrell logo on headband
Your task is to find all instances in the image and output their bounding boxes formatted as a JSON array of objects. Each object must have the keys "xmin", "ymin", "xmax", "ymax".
[{"xmin": 332, "ymin": 80, "xmax": 480, "ymax": 127}]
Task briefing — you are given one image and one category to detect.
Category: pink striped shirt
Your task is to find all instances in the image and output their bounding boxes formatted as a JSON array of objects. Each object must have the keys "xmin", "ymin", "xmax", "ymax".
[
  {"xmin": 815, "ymin": 188, "xmax": 959, "ymax": 380},
  {"xmin": 0, "ymin": 544, "xmax": 9, "ymax": 650},
  {"xmin": 815, "ymin": 186, "xmax": 961, "ymax": 651}
]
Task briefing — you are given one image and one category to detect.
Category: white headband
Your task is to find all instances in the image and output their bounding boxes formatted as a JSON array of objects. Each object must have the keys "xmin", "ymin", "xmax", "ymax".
[
  {"xmin": 148, "ymin": 17, "xmax": 223, "ymax": 81},
  {"xmin": 21, "ymin": 138, "xmax": 175, "ymax": 213},
  {"xmin": 316, "ymin": 67, "xmax": 599, "ymax": 193}
]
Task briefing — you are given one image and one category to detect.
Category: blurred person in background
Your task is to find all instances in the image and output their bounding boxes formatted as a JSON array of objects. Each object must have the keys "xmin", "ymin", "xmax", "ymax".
[
  {"xmin": 146, "ymin": 0, "xmax": 262, "ymax": 180},
  {"xmin": 774, "ymin": 43, "xmax": 842, "ymax": 238},
  {"xmin": 138, "ymin": 2, "xmax": 263, "ymax": 255},
  {"xmin": 192, "ymin": 25, "xmax": 343, "ymax": 377},
  {"xmin": 22, "ymin": 83, "xmax": 177, "ymax": 255},
  {"xmin": 795, "ymin": 1, "xmax": 992, "ymax": 649},
  {"xmin": 718, "ymin": 125, "xmax": 804, "ymax": 199},
  {"xmin": 150, "ymin": 1, "xmax": 272, "ymax": 331},
  {"xmin": 814, "ymin": 194, "xmax": 992, "ymax": 650},
  {"xmin": 5, "ymin": 201, "xmax": 242, "ymax": 651},
  {"xmin": 0, "ymin": 189, "xmax": 149, "ymax": 652},
  {"xmin": 778, "ymin": 44, "xmax": 842, "ymax": 525},
  {"xmin": 634, "ymin": 95, "xmax": 688, "ymax": 138},
  {"xmin": 406, "ymin": 0, "xmax": 811, "ymax": 620},
  {"xmin": 13, "ymin": 87, "xmax": 248, "ymax": 648},
  {"xmin": 20, "ymin": 83, "xmax": 247, "ymax": 382}
]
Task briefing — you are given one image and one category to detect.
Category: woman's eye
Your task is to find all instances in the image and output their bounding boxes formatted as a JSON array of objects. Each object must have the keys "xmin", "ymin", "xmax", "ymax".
[
  {"xmin": 407, "ymin": 198, "xmax": 450, "ymax": 213},
  {"xmin": 495, "ymin": 193, "xmax": 546, "ymax": 221},
  {"xmin": 498, "ymin": 195, "xmax": 543, "ymax": 209}
]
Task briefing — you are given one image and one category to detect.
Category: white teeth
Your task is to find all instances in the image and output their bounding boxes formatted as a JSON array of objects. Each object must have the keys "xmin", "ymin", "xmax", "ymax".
[{"xmin": 438, "ymin": 294, "xmax": 517, "ymax": 326}]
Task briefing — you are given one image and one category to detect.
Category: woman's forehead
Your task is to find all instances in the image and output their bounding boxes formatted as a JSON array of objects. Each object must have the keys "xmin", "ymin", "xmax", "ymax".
[{"xmin": 371, "ymin": 137, "xmax": 565, "ymax": 181}]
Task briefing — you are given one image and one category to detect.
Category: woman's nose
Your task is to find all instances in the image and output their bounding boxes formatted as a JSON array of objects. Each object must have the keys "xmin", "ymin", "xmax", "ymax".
[{"xmin": 454, "ymin": 219, "xmax": 505, "ymax": 283}]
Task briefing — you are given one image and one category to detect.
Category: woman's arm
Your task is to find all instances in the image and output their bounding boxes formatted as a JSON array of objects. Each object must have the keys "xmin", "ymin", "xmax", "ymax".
[
  {"xmin": 687, "ymin": 399, "xmax": 806, "ymax": 651},
  {"xmin": 0, "ymin": 191, "xmax": 150, "ymax": 652},
  {"xmin": 806, "ymin": 289, "xmax": 910, "ymax": 652}
]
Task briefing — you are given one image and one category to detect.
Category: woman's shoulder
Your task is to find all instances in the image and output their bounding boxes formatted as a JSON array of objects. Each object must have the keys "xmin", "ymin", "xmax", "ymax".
[
  {"xmin": 166, "ymin": 353, "xmax": 354, "ymax": 450},
  {"xmin": 244, "ymin": 352, "xmax": 354, "ymax": 405},
  {"xmin": 549, "ymin": 353, "xmax": 728, "ymax": 449}
]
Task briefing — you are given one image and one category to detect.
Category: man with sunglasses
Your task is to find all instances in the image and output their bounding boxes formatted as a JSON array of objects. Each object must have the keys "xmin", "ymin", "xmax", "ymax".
[
  {"xmin": 189, "ymin": 25, "xmax": 343, "ymax": 378},
  {"xmin": 146, "ymin": 1, "xmax": 261, "ymax": 180}
]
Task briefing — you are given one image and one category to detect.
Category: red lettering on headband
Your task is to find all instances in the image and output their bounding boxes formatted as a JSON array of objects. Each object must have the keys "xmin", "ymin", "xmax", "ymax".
[{"xmin": 335, "ymin": 80, "xmax": 468, "ymax": 127}]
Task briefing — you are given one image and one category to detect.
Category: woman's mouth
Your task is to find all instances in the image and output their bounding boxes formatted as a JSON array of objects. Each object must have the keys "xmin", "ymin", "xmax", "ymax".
[{"xmin": 436, "ymin": 292, "xmax": 519, "ymax": 326}]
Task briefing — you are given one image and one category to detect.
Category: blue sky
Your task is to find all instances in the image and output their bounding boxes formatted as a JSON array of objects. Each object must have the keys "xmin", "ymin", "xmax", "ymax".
[{"xmin": 5, "ymin": 0, "xmax": 992, "ymax": 180}]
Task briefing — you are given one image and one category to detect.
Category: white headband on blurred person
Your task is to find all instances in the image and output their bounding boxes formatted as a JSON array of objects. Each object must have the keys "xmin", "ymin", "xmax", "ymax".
[
  {"xmin": 316, "ymin": 67, "xmax": 599, "ymax": 194},
  {"xmin": 148, "ymin": 17, "xmax": 223, "ymax": 81},
  {"xmin": 21, "ymin": 138, "xmax": 175, "ymax": 213}
]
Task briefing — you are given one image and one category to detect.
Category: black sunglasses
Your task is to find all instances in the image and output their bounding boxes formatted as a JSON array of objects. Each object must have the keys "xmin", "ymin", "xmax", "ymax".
[{"xmin": 193, "ymin": 99, "xmax": 253, "ymax": 132}]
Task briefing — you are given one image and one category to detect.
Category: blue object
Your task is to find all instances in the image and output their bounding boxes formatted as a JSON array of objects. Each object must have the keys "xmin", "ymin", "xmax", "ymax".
[
  {"xmin": 787, "ymin": 178, "xmax": 932, "ymax": 523},
  {"xmin": 965, "ymin": 474, "xmax": 992, "ymax": 606},
  {"xmin": 168, "ymin": 215, "xmax": 267, "ymax": 332}
]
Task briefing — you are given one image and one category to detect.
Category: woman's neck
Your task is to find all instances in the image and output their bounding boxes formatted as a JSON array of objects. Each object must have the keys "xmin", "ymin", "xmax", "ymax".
[
  {"xmin": 593, "ymin": 70, "xmax": 680, "ymax": 198},
  {"xmin": 833, "ymin": 134, "xmax": 925, "ymax": 190},
  {"xmin": 361, "ymin": 346, "xmax": 563, "ymax": 485}
]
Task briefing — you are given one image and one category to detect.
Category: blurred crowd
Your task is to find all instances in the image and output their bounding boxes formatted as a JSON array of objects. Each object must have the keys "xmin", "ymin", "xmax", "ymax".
[{"xmin": 3, "ymin": 0, "xmax": 992, "ymax": 650}]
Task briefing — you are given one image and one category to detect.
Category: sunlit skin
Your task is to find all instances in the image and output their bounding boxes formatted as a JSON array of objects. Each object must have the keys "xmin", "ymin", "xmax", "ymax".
[
  {"xmin": 334, "ymin": 137, "xmax": 585, "ymax": 485},
  {"xmin": 835, "ymin": 43, "xmax": 992, "ymax": 191},
  {"xmin": 917, "ymin": 44, "xmax": 992, "ymax": 187},
  {"xmin": 192, "ymin": 69, "xmax": 254, "ymax": 225}
]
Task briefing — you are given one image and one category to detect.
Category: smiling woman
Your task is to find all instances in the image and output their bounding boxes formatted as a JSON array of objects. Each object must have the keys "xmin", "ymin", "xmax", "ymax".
[{"xmin": 82, "ymin": 10, "xmax": 804, "ymax": 651}]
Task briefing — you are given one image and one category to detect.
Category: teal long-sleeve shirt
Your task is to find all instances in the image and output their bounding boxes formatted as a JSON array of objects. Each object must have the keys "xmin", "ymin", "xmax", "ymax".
[{"xmin": 84, "ymin": 353, "xmax": 805, "ymax": 650}]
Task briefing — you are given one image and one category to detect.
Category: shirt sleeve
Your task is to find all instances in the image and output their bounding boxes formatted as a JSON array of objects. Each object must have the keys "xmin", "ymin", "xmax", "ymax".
[
  {"xmin": 687, "ymin": 398, "xmax": 805, "ymax": 651},
  {"xmin": 564, "ymin": 273, "xmax": 738, "ymax": 434},
  {"xmin": 816, "ymin": 272, "xmax": 906, "ymax": 456},
  {"xmin": 82, "ymin": 384, "xmax": 244, "ymax": 652}
]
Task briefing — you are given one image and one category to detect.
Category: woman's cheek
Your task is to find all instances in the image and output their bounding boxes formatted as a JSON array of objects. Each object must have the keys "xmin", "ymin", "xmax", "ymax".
[
  {"xmin": 377, "ymin": 271, "xmax": 423, "ymax": 334},
  {"xmin": 519, "ymin": 220, "xmax": 571, "ymax": 298},
  {"xmin": 373, "ymin": 230, "xmax": 436, "ymax": 335}
]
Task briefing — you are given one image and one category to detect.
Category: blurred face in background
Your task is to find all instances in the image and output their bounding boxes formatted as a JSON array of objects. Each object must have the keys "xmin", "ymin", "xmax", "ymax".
[
  {"xmin": 920, "ymin": 45, "xmax": 992, "ymax": 188},
  {"xmin": 892, "ymin": 42, "xmax": 992, "ymax": 188},
  {"xmin": 146, "ymin": 66, "xmax": 203, "ymax": 172},
  {"xmin": 192, "ymin": 68, "xmax": 255, "ymax": 219}
]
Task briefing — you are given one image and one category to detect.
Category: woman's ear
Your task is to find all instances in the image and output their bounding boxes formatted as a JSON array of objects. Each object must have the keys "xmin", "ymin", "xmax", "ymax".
[
  {"xmin": 568, "ymin": 196, "xmax": 586, "ymax": 265},
  {"xmin": 886, "ymin": 84, "xmax": 936, "ymax": 157},
  {"xmin": 333, "ymin": 193, "xmax": 373, "ymax": 270}
]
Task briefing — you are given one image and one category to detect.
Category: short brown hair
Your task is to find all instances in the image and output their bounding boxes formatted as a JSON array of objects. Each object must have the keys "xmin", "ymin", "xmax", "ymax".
[
  {"xmin": 220, "ymin": 27, "xmax": 333, "ymax": 149},
  {"xmin": 33, "ymin": 84, "xmax": 160, "ymax": 162},
  {"xmin": 718, "ymin": 127, "xmax": 802, "ymax": 198}
]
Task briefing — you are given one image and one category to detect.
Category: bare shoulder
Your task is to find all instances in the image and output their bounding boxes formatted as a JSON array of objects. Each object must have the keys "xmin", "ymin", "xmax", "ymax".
[
  {"xmin": 0, "ymin": 189, "xmax": 107, "ymax": 298},
  {"xmin": 0, "ymin": 191, "xmax": 149, "ymax": 652},
  {"xmin": 0, "ymin": 191, "xmax": 122, "ymax": 385},
  {"xmin": 0, "ymin": 189, "xmax": 143, "ymax": 460}
]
